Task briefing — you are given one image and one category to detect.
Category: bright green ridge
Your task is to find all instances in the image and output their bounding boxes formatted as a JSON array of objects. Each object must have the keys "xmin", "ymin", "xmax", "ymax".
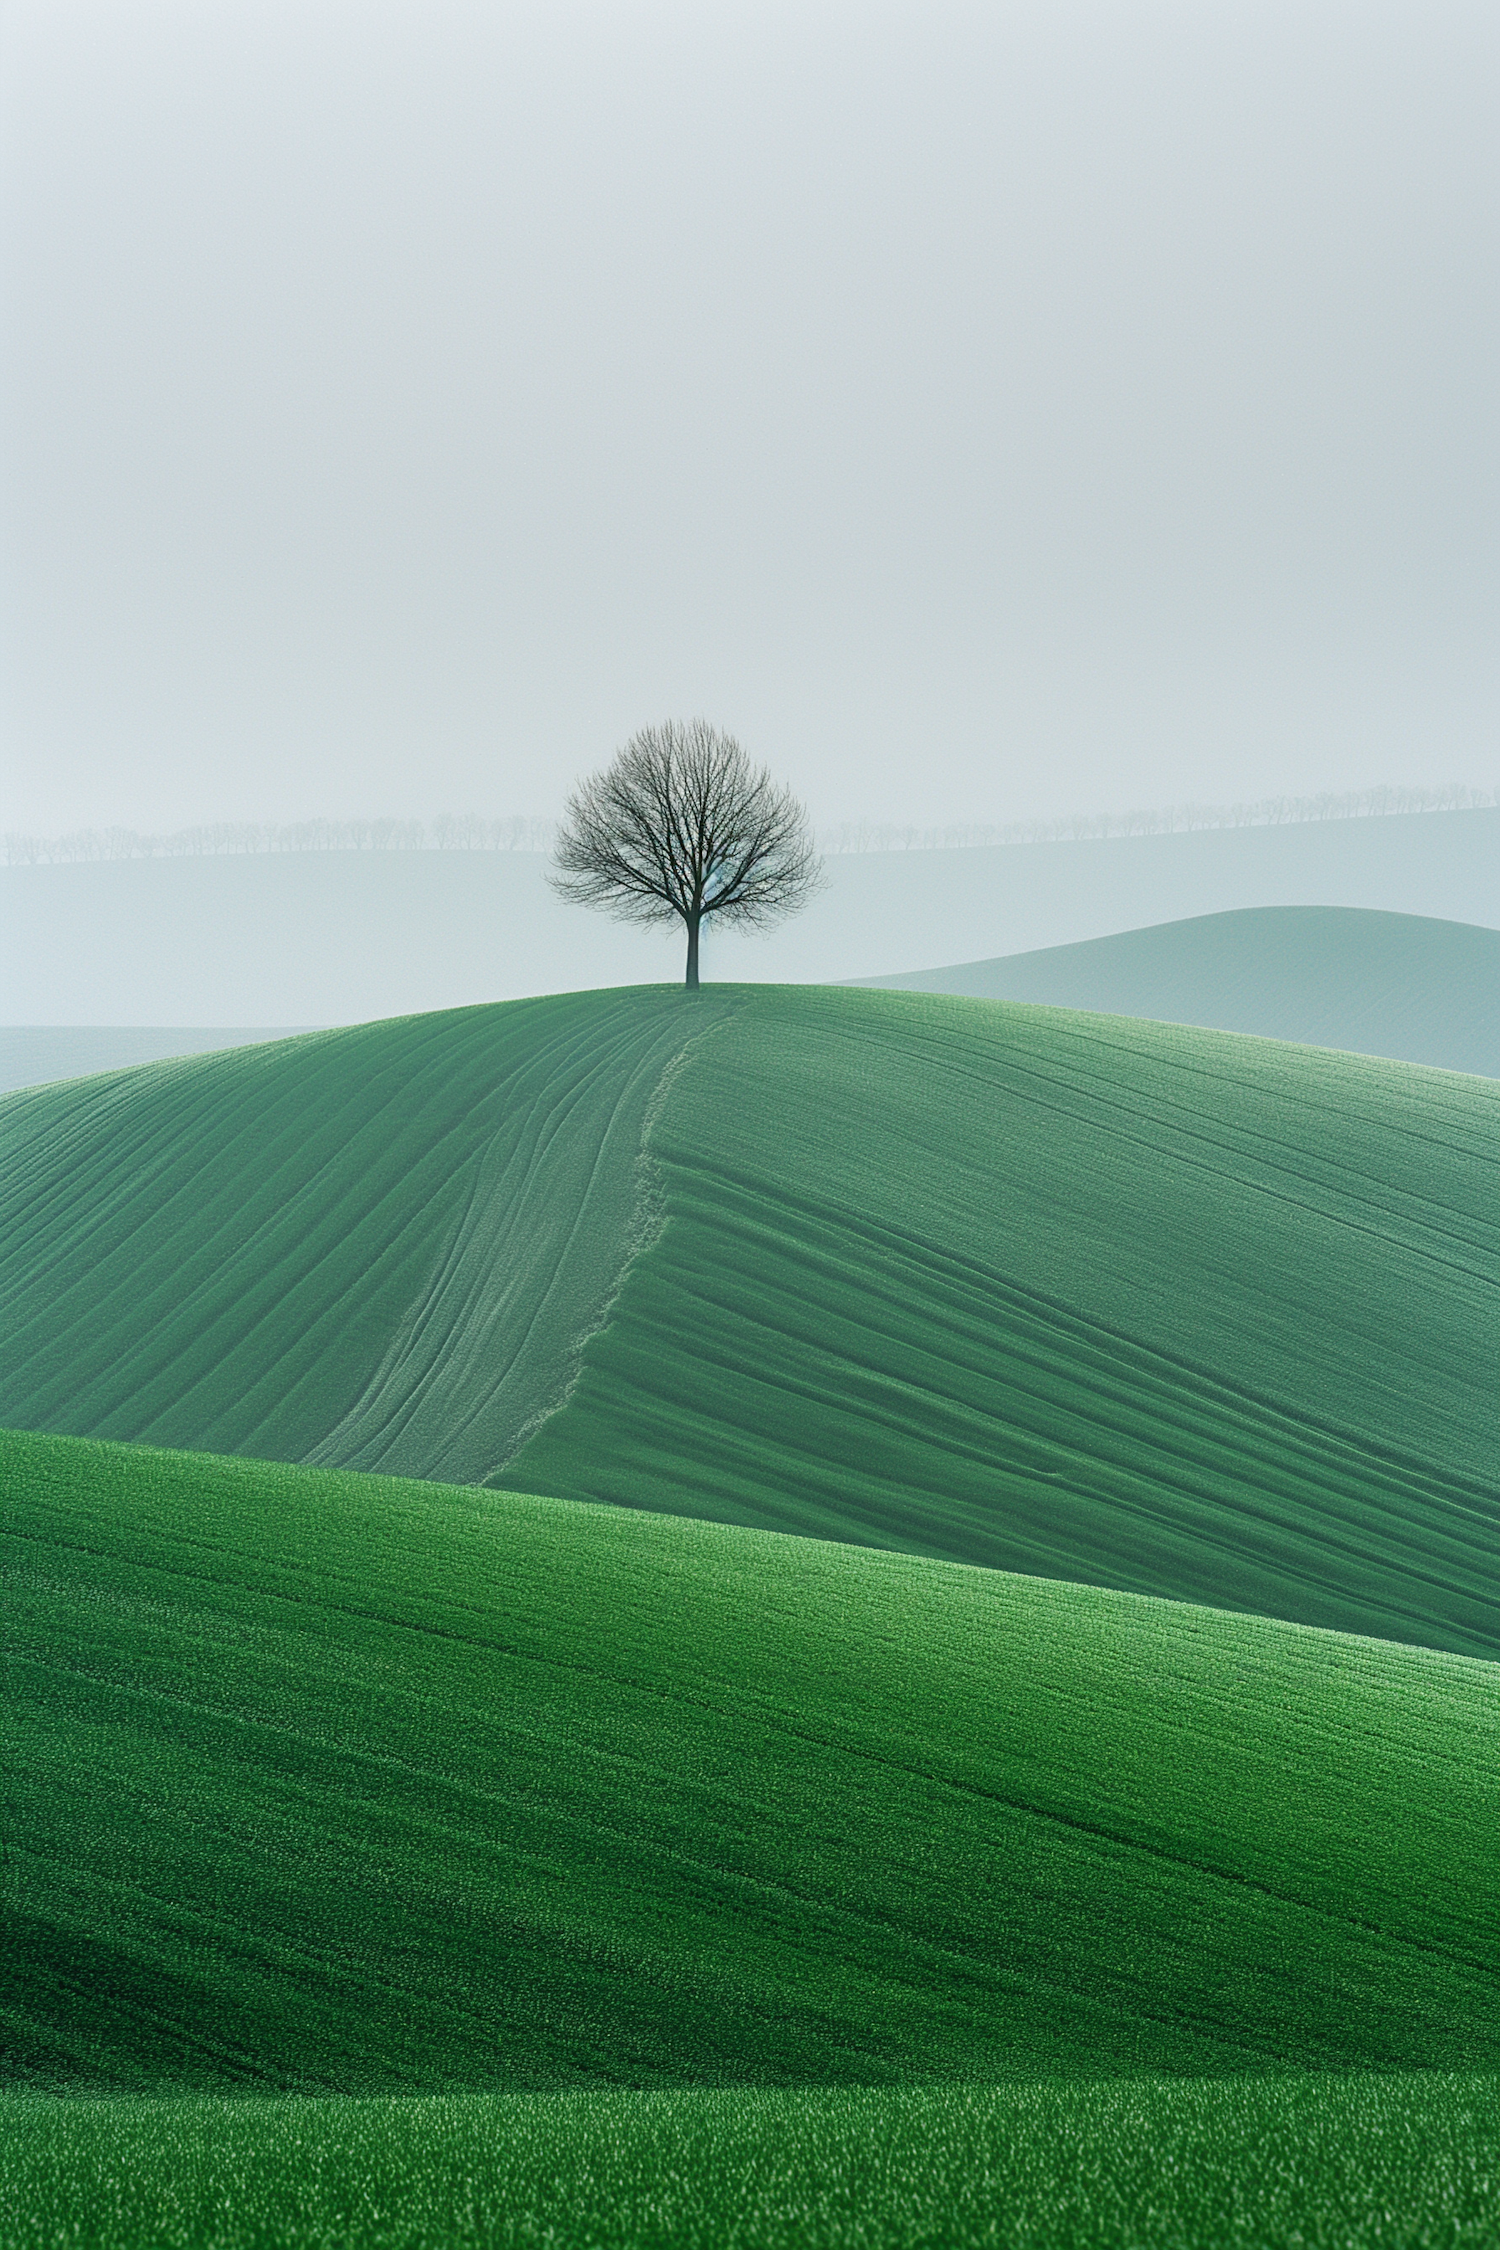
[
  {"xmin": 859, "ymin": 905, "xmax": 1500, "ymax": 1077},
  {"xmin": 5, "ymin": 1429, "xmax": 1498, "ymax": 2096},
  {"xmin": 7, "ymin": 2075, "xmax": 1498, "ymax": 2249},
  {"xmin": 2, "ymin": 985, "xmax": 1496, "ymax": 1652},
  {"xmin": 0, "ymin": 989, "xmax": 736, "ymax": 1482},
  {"xmin": 511, "ymin": 986, "xmax": 1499, "ymax": 1656}
]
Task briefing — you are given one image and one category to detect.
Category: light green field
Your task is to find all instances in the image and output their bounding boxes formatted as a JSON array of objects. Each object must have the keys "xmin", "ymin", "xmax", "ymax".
[
  {"xmin": 2, "ymin": 986, "xmax": 1495, "ymax": 1653},
  {"xmin": 7, "ymin": 2073, "xmax": 1498, "ymax": 2250},
  {"xmin": 860, "ymin": 905, "xmax": 1500, "ymax": 1077},
  {"xmin": 6, "ymin": 1427, "xmax": 1497, "ymax": 2096}
]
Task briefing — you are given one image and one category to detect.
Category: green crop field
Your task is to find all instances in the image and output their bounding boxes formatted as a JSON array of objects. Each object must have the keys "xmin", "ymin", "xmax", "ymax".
[
  {"xmin": 7, "ymin": 1427, "xmax": 1497, "ymax": 2098},
  {"xmin": 7, "ymin": 2073, "xmax": 1498, "ymax": 2249},
  {"xmin": 4, "ymin": 985, "xmax": 1494, "ymax": 1652},
  {"xmin": 0, "ymin": 989, "xmax": 715, "ymax": 1483},
  {"xmin": 6, "ymin": 981, "xmax": 1499, "ymax": 2245},
  {"xmin": 509, "ymin": 987, "xmax": 1499, "ymax": 1656},
  {"xmin": 8, "ymin": 1426, "xmax": 1498, "ymax": 2244}
]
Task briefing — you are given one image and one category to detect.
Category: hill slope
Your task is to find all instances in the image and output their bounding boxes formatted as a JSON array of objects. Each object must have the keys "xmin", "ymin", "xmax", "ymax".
[
  {"xmin": 0, "ymin": 990, "xmax": 730, "ymax": 1482},
  {"xmin": 2, "ymin": 986, "xmax": 1496, "ymax": 1653},
  {"xmin": 859, "ymin": 907, "xmax": 1500, "ymax": 1076},
  {"xmin": 6, "ymin": 1428, "xmax": 1497, "ymax": 2094}
]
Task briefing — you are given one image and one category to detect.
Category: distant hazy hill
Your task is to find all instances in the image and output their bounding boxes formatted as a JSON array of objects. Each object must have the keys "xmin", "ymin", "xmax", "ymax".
[
  {"xmin": 3, "ymin": 807, "xmax": 1496, "ymax": 1022},
  {"xmin": 860, "ymin": 907, "xmax": 1500, "ymax": 1076},
  {"xmin": 9, "ymin": 1426, "xmax": 1496, "ymax": 2093},
  {"xmin": 0, "ymin": 1027, "xmax": 319, "ymax": 1097},
  {"xmin": 3, "ymin": 986, "xmax": 1494, "ymax": 1656}
]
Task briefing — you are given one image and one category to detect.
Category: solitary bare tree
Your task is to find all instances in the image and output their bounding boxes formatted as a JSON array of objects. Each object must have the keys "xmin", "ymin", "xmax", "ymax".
[{"xmin": 549, "ymin": 720, "xmax": 823, "ymax": 987}]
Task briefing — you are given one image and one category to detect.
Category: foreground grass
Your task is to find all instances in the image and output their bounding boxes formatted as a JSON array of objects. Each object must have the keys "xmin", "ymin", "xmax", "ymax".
[
  {"xmin": 6, "ymin": 2074, "xmax": 1498, "ymax": 2249},
  {"xmin": 7, "ymin": 1429, "xmax": 1497, "ymax": 2093}
]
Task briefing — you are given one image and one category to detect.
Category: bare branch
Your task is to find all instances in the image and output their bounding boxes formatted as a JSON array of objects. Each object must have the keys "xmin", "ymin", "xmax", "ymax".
[{"xmin": 549, "ymin": 720, "xmax": 824, "ymax": 984}]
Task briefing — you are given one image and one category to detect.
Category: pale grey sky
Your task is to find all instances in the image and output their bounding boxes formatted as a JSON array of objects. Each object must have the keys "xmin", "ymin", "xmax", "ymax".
[{"xmin": 3, "ymin": 0, "xmax": 1496, "ymax": 836}]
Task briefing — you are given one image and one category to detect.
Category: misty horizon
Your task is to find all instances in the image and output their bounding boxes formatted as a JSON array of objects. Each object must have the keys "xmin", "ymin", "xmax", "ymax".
[
  {"xmin": 4, "ymin": 0, "xmax": 1496, "ymax": 840},
  {"xmin": 7, "ymin": 783, "xmax": 1499, "ymax": 869}
]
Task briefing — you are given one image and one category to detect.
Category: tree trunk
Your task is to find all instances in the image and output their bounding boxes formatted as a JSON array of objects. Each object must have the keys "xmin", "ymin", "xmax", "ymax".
[{"xmin": 685, "ymin": 912, "xmax": 701, "ymax": 988}]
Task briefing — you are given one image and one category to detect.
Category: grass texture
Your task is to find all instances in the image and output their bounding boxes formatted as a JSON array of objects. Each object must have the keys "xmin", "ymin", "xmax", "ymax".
[
  {"xmin": 2, "ymin": 985, "xmax": 1496, "ymax": 1651},
  {"xmin": 860, "ymin": 905, "xmax": 1500, "ymax": 1077},
  {"xmin": 0, "ymin": 989, "xmax": 731, "ymax": 1483},
  {"xmin": 511, "ymin": 988, "xmax": 1498, "ymax": 1655},
  {"xmin": 6, "ymin": 2073, "xmax": 1498, "ymax": 2249},
  {"xmin": 6, "ymin": 1427, "xmax": 1497, "ymax": 2095}
]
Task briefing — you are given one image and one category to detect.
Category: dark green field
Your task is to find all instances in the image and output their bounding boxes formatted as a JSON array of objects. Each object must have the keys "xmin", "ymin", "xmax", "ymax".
[
  {"xmin": 2, "ymin": 986, "xmax": 1496, "ymax": 1652},
  {"xmin": 7, "ymin": 1427, "xmax": 1497, "ymax": 2096}
]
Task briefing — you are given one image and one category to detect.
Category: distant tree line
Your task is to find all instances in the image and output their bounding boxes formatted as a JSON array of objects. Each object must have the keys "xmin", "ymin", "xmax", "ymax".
[
  {"xmin": 5, "ymin": 782, "xmax": 1495, "ymax": 868},
  {"xmin": 821, "ymin": 782, "xmax": 1499, "ymax": 853},
  {"xmin": 1, "ymin": 814, "xmax": 553, "ymax": 866}
]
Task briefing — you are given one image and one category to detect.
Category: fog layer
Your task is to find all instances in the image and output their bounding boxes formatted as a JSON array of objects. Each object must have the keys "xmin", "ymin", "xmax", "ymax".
[
  {"xmin": 5, "ymin": 809, "xmax": 1495, "ymax": 1025},
  {"xmin": 4, "ymin": 0, "xmax": 1495, "ymax": 834}
]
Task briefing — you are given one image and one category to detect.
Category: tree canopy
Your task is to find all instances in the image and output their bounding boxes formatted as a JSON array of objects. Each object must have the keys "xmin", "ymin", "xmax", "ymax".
[{"xmin": 549, "ymin": 720, "xmax": 822, "ymax": 985}]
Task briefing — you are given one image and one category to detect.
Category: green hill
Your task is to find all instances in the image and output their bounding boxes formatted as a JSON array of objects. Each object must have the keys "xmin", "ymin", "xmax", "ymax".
[
  {"xmin": 0, "ymin": 989, "xmax": 711, "ymax": 1481},
  {"xmin": 2, "ymin": 985, "xmax": 1495, "ymax": 1653},
  {"xmin": 7, "ymin": 1427, "xmax": 1497, "ymax": 2096},
  {"xmin": 859, "ymin": 906, "xmax": 1500, "ymax": 1076}
]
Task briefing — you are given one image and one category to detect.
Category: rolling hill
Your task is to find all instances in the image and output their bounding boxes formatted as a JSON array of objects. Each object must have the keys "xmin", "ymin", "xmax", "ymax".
[
  {"xmin": 1, "ymin": 985, "xmax": 1495, "ymax": 1654},
  {"xmin": 859, "ymin": 906, "xmax": 1500, "ymax": 1076},
  {"xmin": 7, "ymin": 1427, "xmax": 1497, "ymax": 2095}
]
